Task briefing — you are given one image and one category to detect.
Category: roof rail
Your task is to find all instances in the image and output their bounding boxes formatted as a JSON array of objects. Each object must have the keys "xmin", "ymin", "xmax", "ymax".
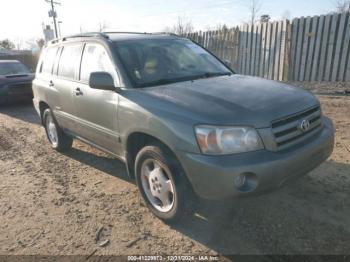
[
  {"xmin": 102, "ymin": 31, "xmax": 150, "ymax": 35},
  {"xmin": 62, "ymin": 32, "xmax": 109, "ymax": 41},
  {"xmin": 49, "ymin": 39, "xmax": 60, "ymax": 44},
  {"xmin": 48, "ymin": 31, "xmax": 181, "ymax": 45},
  {"xmin": 49, "ymin": 32, "xmax": 109, "ymax": 45},
  {"xmin": 102, "ymin": 31, "xmax": 180, "ymax": 37},
  {"xmin": 151, "ymin": 32, "xmax": 180, "ymax": 37}
]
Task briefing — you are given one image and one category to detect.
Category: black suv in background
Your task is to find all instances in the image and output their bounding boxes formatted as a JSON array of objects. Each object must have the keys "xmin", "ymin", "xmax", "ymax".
[{"xmin": 0, "ymin": 60, "xmax": 34, "ymax": 103}]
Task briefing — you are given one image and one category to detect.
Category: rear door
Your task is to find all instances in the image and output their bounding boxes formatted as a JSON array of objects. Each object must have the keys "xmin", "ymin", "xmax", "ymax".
[
  {"xmin": 53, "ymin": 43, "xmax": 83, "ymax": 133},
  {"xmin": 73, "ymin": 42, "xmax": 121, "ymax": 154},
  {"xmin": 33, "ymin": 46, "xmax": 60, "ymax": 112}
]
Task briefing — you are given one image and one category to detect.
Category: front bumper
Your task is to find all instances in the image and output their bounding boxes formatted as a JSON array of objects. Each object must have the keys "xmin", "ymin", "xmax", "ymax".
[
  {"xmin": 0, "ymin": 84, "xmax": 33, "ymax": 103},
  {"xmin": 177, "ymin": 117, "xmax": 334, "ymax": 200}
]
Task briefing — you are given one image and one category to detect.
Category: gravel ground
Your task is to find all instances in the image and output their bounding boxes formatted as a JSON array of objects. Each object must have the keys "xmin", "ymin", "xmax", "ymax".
[
  {"xmin": 0, "ymin": 87, "xmax": 349, "ymax": 257},
  {"xmin": 289, "ymin": 81, "xmax": 350, "ymax": 95}
]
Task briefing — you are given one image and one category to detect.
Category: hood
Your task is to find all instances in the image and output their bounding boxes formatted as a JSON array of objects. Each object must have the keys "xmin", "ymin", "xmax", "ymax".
[{"xmin": 131, "ymin": 75, "xmax": 319, "ymax": 128}]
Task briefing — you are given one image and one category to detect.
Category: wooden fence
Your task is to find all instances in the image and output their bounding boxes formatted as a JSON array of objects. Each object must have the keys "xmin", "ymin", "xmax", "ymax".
[
  {"xmin": 290, "ymin": 12, "xmax": 350, "ymax": 81},
  {"xmin": 185, "ymin": 11, "xmax": 350, "ymax": 82}
]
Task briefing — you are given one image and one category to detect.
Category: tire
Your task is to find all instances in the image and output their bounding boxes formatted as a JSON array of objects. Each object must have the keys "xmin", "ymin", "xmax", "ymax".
[
  {"xmin": 43, "ymin": 109, "xmax": 73, "ymax": 152},
  {"xmin": 135, "ymin": 143, "xmax": 196, "ymax": 222}
]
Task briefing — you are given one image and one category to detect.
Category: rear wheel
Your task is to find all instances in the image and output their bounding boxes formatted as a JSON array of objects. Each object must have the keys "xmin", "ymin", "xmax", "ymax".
[
  {"xmin": 43, "ymin": 109, "xmax": 73, "ymax": 152},
  {"xmin": 135, "ymin": 143, "xmax": 196, "ymax": 222}
]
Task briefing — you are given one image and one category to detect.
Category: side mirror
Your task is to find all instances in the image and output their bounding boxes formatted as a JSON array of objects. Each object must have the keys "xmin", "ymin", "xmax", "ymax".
[{"xmin": 89, "ymin": 72, "xmax": 115, "ymax": 91}]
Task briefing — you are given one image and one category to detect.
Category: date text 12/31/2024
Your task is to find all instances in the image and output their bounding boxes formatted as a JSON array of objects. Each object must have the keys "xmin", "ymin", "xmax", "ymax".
[{"xmin": 127, "ymin": 255, "xmax": 220, "ymax": 261}]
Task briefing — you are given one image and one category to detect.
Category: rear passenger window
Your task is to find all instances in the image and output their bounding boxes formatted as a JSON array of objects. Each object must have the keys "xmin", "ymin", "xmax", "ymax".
[
  {"xmin": 80, "ymin": 44, "xmax": 116, "ymax": 83},
  {"xmin": 41, "ymin": 47, "xmax": 58, "ymax": 74},
  {"xmin": 58, "ymin": 44, "xmax": 82, "ymax": 79}
]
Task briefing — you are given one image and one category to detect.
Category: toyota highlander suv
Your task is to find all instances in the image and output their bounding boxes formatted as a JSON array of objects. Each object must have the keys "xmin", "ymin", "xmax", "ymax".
[{"xmin": 32, "ymin": 32, "xmax": 334, "ymax": 222}]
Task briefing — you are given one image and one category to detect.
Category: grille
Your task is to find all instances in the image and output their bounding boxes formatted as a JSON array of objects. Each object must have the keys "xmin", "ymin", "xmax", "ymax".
[
  {"xmin": 271, "ymin": 106, "xmax": 322, "ymax": 149},
  {"xmin": 8, "ymin": 82, "xmax": 31, "ymax": 89}
]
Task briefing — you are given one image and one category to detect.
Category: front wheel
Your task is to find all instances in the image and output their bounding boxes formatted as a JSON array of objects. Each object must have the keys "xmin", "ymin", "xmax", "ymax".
[
  {"xmin": 43, "ymin": 109, "xmax": 73, "ymax": 152},
  {"xmin": 135, "ymin": 143, "xmax": 196, "ymax": 222}
]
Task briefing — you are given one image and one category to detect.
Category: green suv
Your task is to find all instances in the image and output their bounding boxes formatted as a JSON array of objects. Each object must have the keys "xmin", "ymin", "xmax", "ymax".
[{"xmin": 33, "ymin": 32, "xmax": 334, "ymax": 222}]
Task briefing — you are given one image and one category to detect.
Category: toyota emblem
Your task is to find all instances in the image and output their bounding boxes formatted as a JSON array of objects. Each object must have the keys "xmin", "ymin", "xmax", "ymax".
[{"xmin": 299, "ymin": 119, "xmax": 310, "ymax": 132}]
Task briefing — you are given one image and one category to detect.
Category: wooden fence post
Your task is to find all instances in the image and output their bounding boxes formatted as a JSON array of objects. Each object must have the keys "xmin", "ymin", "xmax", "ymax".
[{"xmin": 283, "ymin": 20, "xmax": 291, "ymax": 81}]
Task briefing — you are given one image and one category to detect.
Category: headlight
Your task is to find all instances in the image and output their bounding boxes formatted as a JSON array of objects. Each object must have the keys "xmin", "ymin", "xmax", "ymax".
[{"xmin": 195, "ymin": 125, "xmax": 264, "ymax": 155}]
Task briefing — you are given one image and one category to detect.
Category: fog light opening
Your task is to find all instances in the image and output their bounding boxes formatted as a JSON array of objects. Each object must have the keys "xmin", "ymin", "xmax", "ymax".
[
  {"xmin": 234, "ymin": 172, "xmax": 258, "ymax": 192},
  {"xmin": 234, "ymin": 173, "xmax": 246, "ymax": 188}
]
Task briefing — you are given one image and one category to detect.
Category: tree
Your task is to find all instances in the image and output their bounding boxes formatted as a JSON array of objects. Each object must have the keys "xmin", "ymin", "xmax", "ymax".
[
  {"xmin": 165, "ymin": 16, "xmax": 194, "ymax": 36},
  {"xmin": 334, "ymin": 0, "xmax": 350, "ymax": 12},
  {"xmin": 247, "ymin": 0, "xmax": 262, "ymax": 25},
  {"xmin": 0, "ymin": 39, "xmax": 15, "ymax": 50},
  {"xmin": 36, "ymin": 39, "xmax": 45, "ymax": 50},
  {"xmin": 260, "ymin": 14, "xmax": 271, "ymax": 23},
  {"xmin": 216, "ymin": 24, "xmax": 230, "ymax": 32}
]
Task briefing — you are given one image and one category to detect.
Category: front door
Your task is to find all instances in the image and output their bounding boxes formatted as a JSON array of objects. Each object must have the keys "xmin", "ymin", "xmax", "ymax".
[{"xmin": 73, "ymin": 43, "xmax": 121, "ymax": 155}]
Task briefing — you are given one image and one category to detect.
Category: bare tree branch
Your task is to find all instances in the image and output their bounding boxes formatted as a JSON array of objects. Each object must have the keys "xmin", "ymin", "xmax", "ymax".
[
  {"xmin": 164, "ymin": 16, "xmax": 194, "ymax": 36},
  {"xmin": 248, "ymin": 0, "xmax": 262, "ymax": 25},
  {"xmin": 334, "ymin": 0, "xmax": 350, "ymax": 12},
  {"xmin": 98, "ymin": 21, "xmax": 109, "ymax": 32}
]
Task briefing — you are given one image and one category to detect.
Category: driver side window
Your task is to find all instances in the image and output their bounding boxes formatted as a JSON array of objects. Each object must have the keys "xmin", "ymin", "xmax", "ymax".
[{"xmin": 80, "ymin": 43, "xmax": 118, "ymax": 85}]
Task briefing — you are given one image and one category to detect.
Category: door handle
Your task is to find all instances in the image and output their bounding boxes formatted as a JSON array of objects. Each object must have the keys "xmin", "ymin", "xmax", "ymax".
[
  {"xmin": 74, "ymin": 87, "xmax": 83, "ymax": 96},
  {"xmin": 49, "ymin": 80, "xmax": 54, "ymax": 87}
]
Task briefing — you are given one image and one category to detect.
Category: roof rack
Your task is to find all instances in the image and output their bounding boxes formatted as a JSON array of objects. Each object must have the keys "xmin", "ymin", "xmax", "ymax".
[
  {"xmin": 151, "ymin": 32, "xmax": 180, "ymax": 37},
  {"xmin": 102, "ymin": 31, "xmax": 180, "ymax": 37},
  {"xmin": 62, "ymin": 32, "xmax": 109, "ymax": 41},
  {"xmin": 49, "ymin": 32, "xmax": 109, "ymax": 44},
  {"xmin": 102, "ymin": 31, "xmax": 150, "ymax": 35},
  {"xmin": 48, "ymin": 31, "xmax": 181, "ymax": 45}
]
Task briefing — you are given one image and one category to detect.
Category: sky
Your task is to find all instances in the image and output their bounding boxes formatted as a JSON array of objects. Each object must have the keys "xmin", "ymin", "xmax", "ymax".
[{"xmin": 0, "ymin": 0, "xmax": 336, "ymax": 49}]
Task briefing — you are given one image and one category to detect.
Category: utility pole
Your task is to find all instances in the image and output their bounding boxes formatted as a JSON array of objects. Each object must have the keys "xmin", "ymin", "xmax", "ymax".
[{"xmin": 45, "ymin": 0, "xmax": 61, "ymax": 38}]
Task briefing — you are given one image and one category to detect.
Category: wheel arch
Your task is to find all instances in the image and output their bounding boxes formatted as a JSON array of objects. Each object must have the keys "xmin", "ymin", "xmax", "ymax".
[
  {"xmin": 125, "ymin": 131, "xmax": 179, "ymax": 179},
  {"xmin": 39, "ymin": 101, "xmax": 50, "ymax": 125}
]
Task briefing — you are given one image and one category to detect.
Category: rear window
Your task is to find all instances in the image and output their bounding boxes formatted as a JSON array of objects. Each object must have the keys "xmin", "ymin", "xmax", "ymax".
[
  {"xmin": 41, "ymin": 47, "xmax": 58, "ymax": 74},
  {"xmin": 57, "ymin": 44, "xmax": 82, "ymax": 79}
]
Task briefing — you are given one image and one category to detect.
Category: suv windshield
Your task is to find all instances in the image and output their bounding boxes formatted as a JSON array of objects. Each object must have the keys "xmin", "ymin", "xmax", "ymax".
[
  {"xmin": 0, "ymin": 62, "xmax": 30, "ymax": 76},
  {"xmin": 114, "ymin": 38, "xmax": 232, "ymax": 87}
]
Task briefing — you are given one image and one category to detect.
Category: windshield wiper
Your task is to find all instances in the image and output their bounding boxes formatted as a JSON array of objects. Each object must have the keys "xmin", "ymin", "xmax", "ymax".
[
  {"xmin": 138, "ymin": 75, "xmax": 204, "ymax": 88},
  {"xmin": 138, "ymin": 77, "xmax": 188, "ymax": 88},
  {"xmin": 197, "ymin": 72, "xmax": 232, "ymax": 79},
  {"xmin": 5, "ymin": 74, "xmax": 30, "ymax": 78},
  {"xmin": 137, "ymin": 72, "xmax": 232, "ymax": 88}
]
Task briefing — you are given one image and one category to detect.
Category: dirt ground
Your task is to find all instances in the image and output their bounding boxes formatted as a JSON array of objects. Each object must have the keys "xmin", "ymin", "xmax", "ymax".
[{"xmin": 0, "ymin": 83, "xmax": 349, "ymax": 257}]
